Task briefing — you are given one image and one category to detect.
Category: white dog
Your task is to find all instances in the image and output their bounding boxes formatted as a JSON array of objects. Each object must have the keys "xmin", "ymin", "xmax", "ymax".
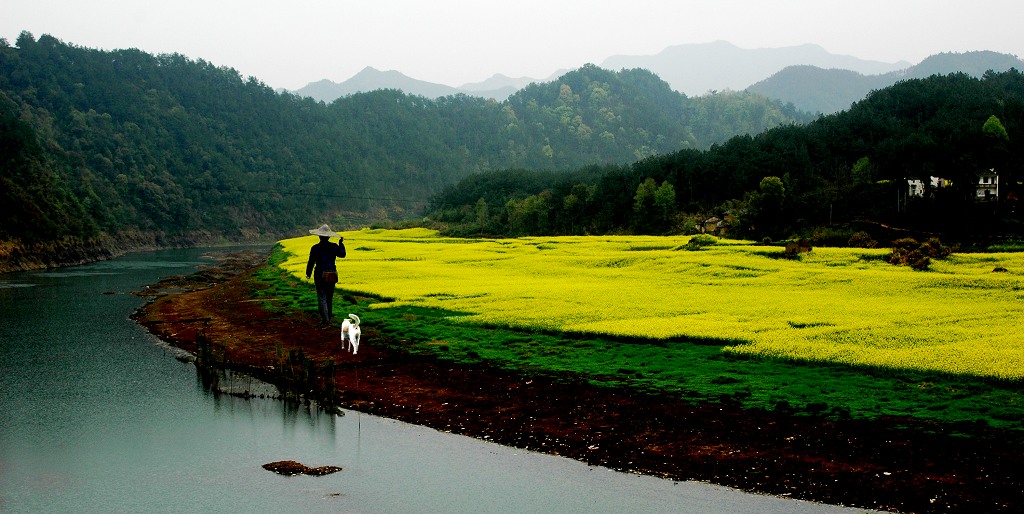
[{"xmin": 340, "ymin": 313, "xmax": 361, "ymax": 354}]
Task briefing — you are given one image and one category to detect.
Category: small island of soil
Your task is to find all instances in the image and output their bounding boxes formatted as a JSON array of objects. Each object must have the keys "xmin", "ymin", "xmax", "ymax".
[
  {"xmin": 132, "ymin": 250, "xmax": 1024, "ymax": 513},
  {"xmin": 262, "ymin": 460, "xmax": 342, "ymax": 476}
]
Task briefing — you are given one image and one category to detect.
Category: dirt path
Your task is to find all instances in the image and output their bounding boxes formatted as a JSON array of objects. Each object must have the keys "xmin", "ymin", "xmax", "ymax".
[{"xmin": 132, "ymin": 251, "xmax": 1024, "ymax": 513}]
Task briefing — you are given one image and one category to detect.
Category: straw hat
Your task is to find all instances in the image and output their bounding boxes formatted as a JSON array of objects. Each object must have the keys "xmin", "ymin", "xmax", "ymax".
[{"xmin": 309, "ymin": 224, "xmax": 340, "ymax": 237}]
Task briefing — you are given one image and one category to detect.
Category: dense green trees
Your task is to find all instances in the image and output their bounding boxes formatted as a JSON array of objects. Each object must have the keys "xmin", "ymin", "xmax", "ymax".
[
  {"xmin": 632, "ymin": 178, "xmax": 676, "ymax": 232},
  {"xmin": 9, "ymin": 32, "xmax": 1020, "ymax": 264},
  {"xmin": 1, "ymin": 33, "xmax": 810, "ymax": 267},
  {"xmin": 501, "ymin": 64, "xmax": 806, "ymax": 169},
  {"xmin": 0, "ymin": 93, "xmax": 97, "ymax": 242},
  {"xmin": 427, "ymin": 70, "xmax": 1024, "ymax": 244}
]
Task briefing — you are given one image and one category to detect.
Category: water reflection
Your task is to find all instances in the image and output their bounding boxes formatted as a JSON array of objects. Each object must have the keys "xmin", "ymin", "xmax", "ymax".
[
  {"xmin": 0, "ymin": 281, "xmax": 36, "ymax": 289},
  {"xmin": 196, "ymin": 366, "xmax": 341, "ymax": 440}
]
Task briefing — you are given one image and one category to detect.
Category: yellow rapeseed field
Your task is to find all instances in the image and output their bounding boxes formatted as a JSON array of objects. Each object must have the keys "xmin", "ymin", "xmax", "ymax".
[{"xmin": 280, "ymin": 228, "xmax": 1024, "ymax": 379}]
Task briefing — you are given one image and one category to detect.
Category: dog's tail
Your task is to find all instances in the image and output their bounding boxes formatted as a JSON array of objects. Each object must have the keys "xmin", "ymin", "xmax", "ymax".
[{"xmin": 348, "ymin": 313, "xmax": 360, "ymax": 326}]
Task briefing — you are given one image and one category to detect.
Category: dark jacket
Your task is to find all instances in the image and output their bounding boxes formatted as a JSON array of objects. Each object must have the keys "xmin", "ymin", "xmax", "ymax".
[{"xmin": 306, "ymin": 240, "xmax": 346, "ymax": 280}]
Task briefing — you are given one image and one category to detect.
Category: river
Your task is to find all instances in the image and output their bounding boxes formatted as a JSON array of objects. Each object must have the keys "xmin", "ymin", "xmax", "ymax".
[{"xmin": 0, "ymin": 248, "xmax": 873, "ymax": 513}]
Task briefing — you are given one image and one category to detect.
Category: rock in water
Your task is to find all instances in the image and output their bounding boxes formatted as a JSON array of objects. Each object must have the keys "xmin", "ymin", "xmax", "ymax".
[{"xmin": 262, "ymin": 460, "xmax": 342, "ymax": 476}]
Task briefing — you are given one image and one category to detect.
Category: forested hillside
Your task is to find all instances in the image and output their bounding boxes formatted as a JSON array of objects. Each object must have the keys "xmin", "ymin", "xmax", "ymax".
[
  {"xmin": 428, "ymin": 71, "xmax": 1024, "ymax": 245},
  {"xmin": 0, "ymin": 33, "xmax": 808, "ymax": 270}
]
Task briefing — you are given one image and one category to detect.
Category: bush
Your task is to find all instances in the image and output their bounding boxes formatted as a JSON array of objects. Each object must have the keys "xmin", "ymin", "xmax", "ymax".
[
  {"xmin": 920, "ymin": 237, "xmax": 952, "ymax": 259},
  {"xmin": 888, "ymin": 237, "xmax": 952, "ymax": 270},
  {"xmin": 685, "ymin": 234, "xmax": 718, "ymax": 250},
  {"xmin": 847, "ymin": 231, "xmax": 878, "ymax": 248},
  {"xmin": 784, "ymin": 238, "xmax": 812, "ymax": 258}
]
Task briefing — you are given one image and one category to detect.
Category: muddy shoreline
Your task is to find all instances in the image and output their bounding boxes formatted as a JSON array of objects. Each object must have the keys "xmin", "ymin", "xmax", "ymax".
[{"xmin": 131, "ymin": 251, "xmax": 1024, "ymax": 513}]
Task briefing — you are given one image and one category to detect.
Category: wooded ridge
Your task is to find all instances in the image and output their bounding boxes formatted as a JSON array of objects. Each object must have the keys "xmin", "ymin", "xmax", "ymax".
[
  {"xmin": 1, "ymin": 32, "xmax": 808, "ymax": 270},
  {"xmin": 2, "ymin": 32, "xmax": 1022, "ymax": 271},
  {"xmin": 428, "ymin": 70, "xmax": 1024, "ymax": 245}
]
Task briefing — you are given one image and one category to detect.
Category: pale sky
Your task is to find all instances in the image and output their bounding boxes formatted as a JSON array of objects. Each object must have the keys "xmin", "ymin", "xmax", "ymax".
[{"xmin": 4, "ymin": 0, "xmax": 1023, "ymax": 91}]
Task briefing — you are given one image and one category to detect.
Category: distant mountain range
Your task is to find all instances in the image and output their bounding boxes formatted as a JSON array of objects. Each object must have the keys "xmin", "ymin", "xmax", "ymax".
[
  {"xmin": 292, "ymin": 67, "xmax": 562, "ymax": 103},
  {"xmin": 747, "ymin": 51, "xmax": 1024, "ymax": 114},
  {"xmin": 601, "ymin": 41, "xmax": 911, "ymax": 96},
  {"xmin": 292, "ymin": 41, "xmax": 908, "ymax": 103},
  {"xmin": 291, "ymin": 41, "xmax": 1023, "ymax": 115}
]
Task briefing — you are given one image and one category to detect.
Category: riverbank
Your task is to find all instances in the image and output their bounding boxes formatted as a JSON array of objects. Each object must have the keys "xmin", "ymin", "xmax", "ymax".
[
  {"xmin": 0, "ymin": 231, "xmax": 279, "ymax": 273},
  {"xmin": 132, "ymin": 250, "xmax": 1024, "ymax": 513}
]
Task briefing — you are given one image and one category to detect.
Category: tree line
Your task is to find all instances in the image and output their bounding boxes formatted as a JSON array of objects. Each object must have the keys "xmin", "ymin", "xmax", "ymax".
[
  {"xmin": 426, "ymin": 70, "xmax": 1024, "ymax": 246},
  {"xmin": 0, "ymin": 32, "xmax": 809, "ymax": 270}
]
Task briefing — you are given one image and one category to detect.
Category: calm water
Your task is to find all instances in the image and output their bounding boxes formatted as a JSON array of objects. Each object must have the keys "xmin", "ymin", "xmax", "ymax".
[{"xmin": 0, "ymin": 248, "xmax": 871, "ymax": 513}]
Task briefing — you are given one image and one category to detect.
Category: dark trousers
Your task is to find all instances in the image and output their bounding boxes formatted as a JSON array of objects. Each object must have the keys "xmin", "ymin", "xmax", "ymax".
[{"xmin": 315, "ymin": 280, "xmax": 335, "ymax": 323}]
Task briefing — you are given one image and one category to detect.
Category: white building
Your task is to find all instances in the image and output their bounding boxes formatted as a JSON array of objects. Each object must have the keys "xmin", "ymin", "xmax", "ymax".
[
  {"xmin": 906, "ymin": 176, "xmax": 952, "ymax": 198},
  {"xmin": 976, "ymin": 170, "xmax": 999, "ymax": 202},
  {"xmin": 906, "ymin": 172, "xmax": 998, "ymax": 202}
]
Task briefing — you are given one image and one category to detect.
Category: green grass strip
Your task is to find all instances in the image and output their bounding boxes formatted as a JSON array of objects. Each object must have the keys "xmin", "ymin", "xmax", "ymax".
[{"xmin": 252, "ymin": 243, "xmax": 1024, "ymax": 433}]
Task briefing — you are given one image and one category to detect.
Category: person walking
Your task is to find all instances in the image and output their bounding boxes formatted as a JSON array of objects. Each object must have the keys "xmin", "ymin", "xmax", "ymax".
[{"xmin": 305, "ymin": 224, "xmax": 347, "ymax": 325}]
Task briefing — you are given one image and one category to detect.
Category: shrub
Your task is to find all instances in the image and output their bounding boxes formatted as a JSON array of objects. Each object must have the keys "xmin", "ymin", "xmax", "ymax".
[
  {"xmin": 685, "ymin": 234, "xmax": 718, "ymax": 250},
  {"xmin": 847, "ymin": 231, "xmax": 878, "ymax": 248},
  {"xmin": 888, "ymin": 237, "xmax": 952, "ymax": 270},
  {"xmin": 784, "ymin": 238, "xmax": 812, "ymax": 258},
  {"xmin": 920, "ymin": 237, "xmax": 952, "ymax": 259}
]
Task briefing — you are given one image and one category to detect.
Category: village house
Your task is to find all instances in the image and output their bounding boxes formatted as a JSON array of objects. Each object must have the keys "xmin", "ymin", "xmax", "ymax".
[
  {"xmin": 907, "ymin": 171, "xmax": 999, "ymax": 202},
  {"xmin": 976, "ymin": 169, "xmax": 998, "ymax": 202},
  {"xmin": 701, "ymin": 216, "xmax": 730, "ymax": 236},
  {"xmin": 906, "ymin": 176, "xmax": 953, "ymax": 198}
]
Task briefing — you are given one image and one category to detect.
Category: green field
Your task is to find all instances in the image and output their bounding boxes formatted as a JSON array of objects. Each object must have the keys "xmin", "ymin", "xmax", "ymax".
[{"xmin": 255, "ymin": 229, "xmax": 1024, "ymax": 431}]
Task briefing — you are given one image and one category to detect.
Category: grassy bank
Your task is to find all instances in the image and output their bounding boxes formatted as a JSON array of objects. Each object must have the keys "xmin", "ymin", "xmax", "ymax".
[{"xmin": 250, "ymin": 230, "xmax": 1024, "ymax": 432}]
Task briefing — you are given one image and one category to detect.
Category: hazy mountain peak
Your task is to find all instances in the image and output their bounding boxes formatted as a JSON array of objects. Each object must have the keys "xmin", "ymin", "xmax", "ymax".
[
  {"xmin": 292, "ymin": 66, "xmax": 461, "ymax": 102},
  {"xmin": 459, "ymin": 73, "xmax": 538, "ymax": 92},
  {"xmin": 293, "ymin": 68, "xmax": 557, "ymax": 103},
  {"xmin": 602, "ymin": 41, "xmax": 910, "ymax": 96}
]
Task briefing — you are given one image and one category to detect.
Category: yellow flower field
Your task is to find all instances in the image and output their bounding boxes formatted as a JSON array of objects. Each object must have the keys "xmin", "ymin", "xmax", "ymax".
[{"xmin": 280, "ymin": 228, "xmax": 1024, "ymax": 379}]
